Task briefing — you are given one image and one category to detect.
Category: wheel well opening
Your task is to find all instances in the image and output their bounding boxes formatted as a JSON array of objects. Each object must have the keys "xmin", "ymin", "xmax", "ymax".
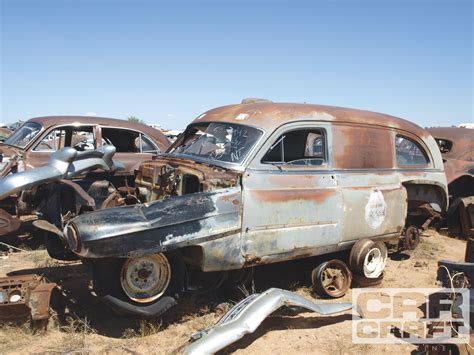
[{"xmin": 403, "ymin": 182, "xmax": 447, "ymax": 227}]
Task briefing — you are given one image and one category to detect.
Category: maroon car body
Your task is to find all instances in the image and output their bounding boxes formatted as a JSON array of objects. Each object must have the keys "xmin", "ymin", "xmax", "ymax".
[
  {"xmin": 0, "ymin": 116, "xmax": 169, "ymax": 177},
  {"xmin": 0, "ymin": 116, "xmax": 170, "ymax": 238}
]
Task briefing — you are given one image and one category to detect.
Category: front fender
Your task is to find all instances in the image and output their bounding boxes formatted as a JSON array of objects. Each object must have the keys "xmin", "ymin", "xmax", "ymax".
[{"xmin": 66, "ymin": 187, "xmax": 242, "ymax": 258}]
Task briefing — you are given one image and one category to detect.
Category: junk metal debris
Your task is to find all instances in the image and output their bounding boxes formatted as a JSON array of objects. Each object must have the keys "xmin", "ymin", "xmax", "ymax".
[
  {"xmin": 0, "ymin": 274, "xmax": 56, "ymax": 329},
  {"xmin": 184, "ymin": 288, "xmax": 353, "ymax": 354},
  {"xmin": 0, "ymin": 145, "xmax": 121, "ymax": 201},
  {"xmin": 0, "ymin": 145, "xmax": 123, "ymax": 241},
  {"xmin": 437, "ymin": 235, "xmax": 474, "ymax": 316}
]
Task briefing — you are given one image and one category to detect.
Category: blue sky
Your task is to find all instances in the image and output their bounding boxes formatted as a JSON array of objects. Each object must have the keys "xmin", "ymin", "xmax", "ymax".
[{"xmin": 1, "ymin": 0, "xmax": 472, "ymax": 129}]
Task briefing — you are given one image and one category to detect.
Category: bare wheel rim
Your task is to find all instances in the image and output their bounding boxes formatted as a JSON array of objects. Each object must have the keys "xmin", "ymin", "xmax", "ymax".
[
  {"xmin": 320, "ymin": 264, "xmax": 350, "ymax": 297},
  {"xmin": 363, "ymin": 248, "xmax": 385, "ymax": 278},
  {"xmin": 120, "ymin": 253, "xmax": 171, "ymax": 303}
]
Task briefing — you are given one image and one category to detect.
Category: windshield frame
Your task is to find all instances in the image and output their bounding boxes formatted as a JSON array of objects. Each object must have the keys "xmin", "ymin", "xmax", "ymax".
[
  {"xmin": 165, "ymin": 122, "xmax": 265, "ymax": 168},
  {"xmin": 4, "ymin": 121, "xmax": 44, "ymax": 149}
]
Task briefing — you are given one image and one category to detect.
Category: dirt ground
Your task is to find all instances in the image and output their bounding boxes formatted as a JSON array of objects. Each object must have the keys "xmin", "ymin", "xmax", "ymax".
[{"xmin": 0, "ymin": 229, "xmax": 470, "ymax": 354}]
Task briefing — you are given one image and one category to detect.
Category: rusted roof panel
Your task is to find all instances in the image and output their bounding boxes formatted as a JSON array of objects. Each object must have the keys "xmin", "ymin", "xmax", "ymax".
[{"xmin": 193, "ymin": 102, "xmax": 428, "ymax": 138}]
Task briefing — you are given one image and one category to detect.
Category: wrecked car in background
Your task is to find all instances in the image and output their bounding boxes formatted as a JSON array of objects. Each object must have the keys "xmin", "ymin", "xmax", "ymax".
[
  {"xmin": 0, "ymin": 116, "xmax": 169, "ymax": 244},
  {"xmin": 64, "ymin": 100, "xmax": 448, "ymax": 317},
  {"xmin": 428, "ymin": 127, "xmax": 474, "ymax": 238}
]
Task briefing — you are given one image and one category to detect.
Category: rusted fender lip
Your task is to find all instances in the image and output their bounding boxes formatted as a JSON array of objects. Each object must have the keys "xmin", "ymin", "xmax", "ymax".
[{"xmin": 184, "ymin": 288, "xmax": 353, "ymax": 354}]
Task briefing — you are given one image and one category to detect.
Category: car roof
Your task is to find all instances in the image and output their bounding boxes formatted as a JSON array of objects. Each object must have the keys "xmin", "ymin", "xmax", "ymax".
[
  {"xmin": 192, "ymin": 102, "xmax": 428, "ymax": 138},
  {"xmin": 427, "ymin": 126, "xmax": 474, "ymax": 160},
  {"xmin": 427, "ymin": 127, "xmax": 474, "ymax": 141},
  {"xmin": 28, "ymin": 115, "xmax": 170, "ymax": 149}
]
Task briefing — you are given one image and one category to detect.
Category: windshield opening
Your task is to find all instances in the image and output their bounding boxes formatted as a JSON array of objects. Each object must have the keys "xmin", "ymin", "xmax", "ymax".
[
  {"xmin": 4, "ymin": 122, "xmax": 42, "ymax": 149},
  {"xmin": 168, "ymin": 122, "xmax": 262, "ymax": 164}
]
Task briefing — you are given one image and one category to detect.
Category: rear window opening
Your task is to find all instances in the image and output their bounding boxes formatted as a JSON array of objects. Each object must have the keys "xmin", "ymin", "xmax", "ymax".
[{"xmin": 395, "ymin": 135, "xmax": 429, "ymax": 166}]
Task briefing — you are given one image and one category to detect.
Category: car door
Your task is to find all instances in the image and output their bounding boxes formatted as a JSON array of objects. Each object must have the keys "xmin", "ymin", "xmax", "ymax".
[
  {"xmin": 240, "ymin": 122, "xmax": 344, "ymax": 264},
  {"xmin": 99, "ymin": 127, "xmax": 160, "ymax": 175}
]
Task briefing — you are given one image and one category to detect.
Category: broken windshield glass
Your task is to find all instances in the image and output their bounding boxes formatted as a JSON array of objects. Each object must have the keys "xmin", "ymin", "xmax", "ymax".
[{"xmin": 168, "ymin": 123, "xmax": 262, "ymax": 164}]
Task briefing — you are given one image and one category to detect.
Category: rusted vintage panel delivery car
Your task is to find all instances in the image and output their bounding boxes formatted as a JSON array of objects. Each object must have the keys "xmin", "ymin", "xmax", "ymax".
[{"xmin": 64, "ymin": 101, "xmax": 448, "ymax": 316}]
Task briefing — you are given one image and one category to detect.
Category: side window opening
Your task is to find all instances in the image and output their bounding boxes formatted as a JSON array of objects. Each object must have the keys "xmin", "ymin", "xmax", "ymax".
[
  {"xmin": 395, "ymin": 135, "xmax": 429, "ymax": 166},
  {"xmin": 70, "ymin": 127, "xmax": 95, "ymax": 151},
  {"xmin": 34, "ymin": 126, "xmax": 94, "ymax": 151},
  {"xmin": 102, "ymin": 128, "xmax": 140, "ymax": 153},
  {"xmin": 138, "ymin": 134, "xmax": 159, "ymax": 154},
  {"xmin": 262, "ymin": 129, "xmax": 326, "ymax": 166},
  {"xmin": 35, "ymin": 129, "xmax": 66, "ymax": 151}
]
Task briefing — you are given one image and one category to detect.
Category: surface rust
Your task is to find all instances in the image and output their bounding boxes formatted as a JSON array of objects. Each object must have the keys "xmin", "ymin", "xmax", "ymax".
[
  {"xmin": 0, "ymin": 274, "xmax": 56, "ymax": 327},
  {"xmin": 194, "ymin": 102, "xmax": 428, "ymax": 138},
  {"xmin": 249, "ymin": 188, "xmax": 336, "ymax": 203},
  {"xmin": 428, "ymin": 127, "xmax": 474, "ymax": 184},
  {"xmin": 332, "ymin": 124, "xmax": 395, "ymax": 169}
]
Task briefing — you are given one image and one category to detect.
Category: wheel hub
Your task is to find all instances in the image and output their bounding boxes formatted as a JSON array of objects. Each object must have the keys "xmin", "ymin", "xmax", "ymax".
[{"xmin": 121, "ymin": 253, "xmax": 171, "ymax": 303}]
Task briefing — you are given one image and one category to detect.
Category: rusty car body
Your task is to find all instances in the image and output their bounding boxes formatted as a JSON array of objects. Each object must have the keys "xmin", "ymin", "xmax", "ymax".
[
  {"xmin": 0, "ymin": 116, "xmax": 169, "ymax": 238},
  {"xmin": 64, "ymin": 101, "xmax": 448, "ymax": 317},
  {"xmin": 0, "ymin": 128, "xmax": 12, "ymax": 142},
  {"xmin": 0, "ymin": 274, "xmax": 56, "ymax": 329},
  {"xmin": 428, "ymin": 127, "xmax": 474, "ymax": 238}
]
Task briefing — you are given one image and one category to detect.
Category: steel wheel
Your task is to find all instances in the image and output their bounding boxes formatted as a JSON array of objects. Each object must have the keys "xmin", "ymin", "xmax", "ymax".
[
  {"xmin": 312, "ymin": 259, "xmax": 352, "ymax": 298},
  {"xmin": 349, "ymin": 239, "xmax": 387, "ymax": 279},
  {"xmin": 120, "ymin": 253, "xmax": 171, "ymax": 303}
]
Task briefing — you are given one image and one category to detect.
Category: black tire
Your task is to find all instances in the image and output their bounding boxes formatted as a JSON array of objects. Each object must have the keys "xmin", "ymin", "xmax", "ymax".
[
  {"xmin": 311, "ymin": 259, "xmax": 352, "ymax": 298},
  {"xmin": 349, "ymin": 239, "xmax": 387, "ymax": 278},
  {"xmin": 91, "ymin": 251, "xmax": 185, "ymax": 310},
  {"xmin": 186, "ymin": 270, "xmax": 228, "ymax": 294},
  {"xmin": 352, "ymin": 272, "xmax": 384, "ymax": 287}
]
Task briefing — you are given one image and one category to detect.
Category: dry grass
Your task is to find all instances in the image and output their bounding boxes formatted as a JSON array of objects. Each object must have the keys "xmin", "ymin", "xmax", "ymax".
[
  {"xmin": 0, "ymin": 324, "xmax": 37, "ymax": 353},
  {"xmin": 45, "ymin": 316, "xmax": 97, "ymax": 353},
  {"xmin": 0, "ymin": 230, "xmax": 468, "ymax": 354}
]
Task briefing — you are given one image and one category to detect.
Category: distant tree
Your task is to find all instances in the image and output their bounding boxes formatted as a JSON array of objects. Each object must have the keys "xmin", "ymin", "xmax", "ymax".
[{"xmin": 127, "ymin": 116, "xmax": 145, "ymax": 124}]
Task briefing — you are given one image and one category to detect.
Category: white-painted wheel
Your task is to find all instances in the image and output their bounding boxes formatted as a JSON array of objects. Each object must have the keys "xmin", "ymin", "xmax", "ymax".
[
  {"xmin": 349, "ymin": 239, "xmax": 388, "ymax": 279},
  {"xmin": 363, "ymin": 246, "xmax": 387, "ymax": 278},
  {"xmin": 120, "ymin": 253, "xmax": 171, "ymax": 303}
]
